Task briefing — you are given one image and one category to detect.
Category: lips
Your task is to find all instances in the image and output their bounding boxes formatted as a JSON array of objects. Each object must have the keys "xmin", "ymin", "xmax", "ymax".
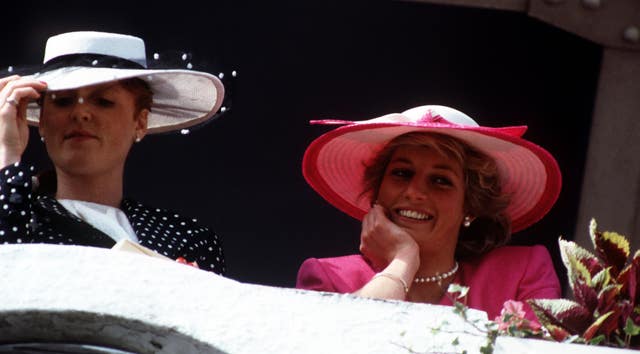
[
  {"xmin": 64, "ymin": 130, "xmax": 97, "ymax": 141},
  {"xmin": 396, "ymin": 209, "xmax": 433, "ymax": 221}
]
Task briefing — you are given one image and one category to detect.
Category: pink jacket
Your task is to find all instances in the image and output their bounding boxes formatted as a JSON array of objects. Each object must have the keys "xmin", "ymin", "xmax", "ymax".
[{"xmin": 296, "ymin": 245, "xmax": 561, "ymax": 321}]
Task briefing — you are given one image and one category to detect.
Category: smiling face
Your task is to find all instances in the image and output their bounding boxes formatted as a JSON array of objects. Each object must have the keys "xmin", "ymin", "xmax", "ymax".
[
  {"xmin": 38, "ymin": 81, "xmax": 148, "ymax": 178},
  {"xmin": 375, "ymin": 144, "xmax": 466, "ymax": 252},
  {"xmin": 362, "ymin": 131, "xmax": 513, "ymax": 259}
]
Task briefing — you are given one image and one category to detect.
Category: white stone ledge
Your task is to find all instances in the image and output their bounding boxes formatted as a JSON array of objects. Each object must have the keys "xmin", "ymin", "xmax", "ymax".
[
  {"xmin": 0, "ymin": 244, "xmax": 487, "ymax": 353},
  {"xmin": 1, "ymin": 244, "xmax": 635, "ymax": 354}
]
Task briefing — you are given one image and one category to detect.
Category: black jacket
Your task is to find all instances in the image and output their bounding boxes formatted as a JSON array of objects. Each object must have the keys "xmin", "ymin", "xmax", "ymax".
[{"xmin": 0, "ymin": 161, "xmax": 225, "ymax": 275}]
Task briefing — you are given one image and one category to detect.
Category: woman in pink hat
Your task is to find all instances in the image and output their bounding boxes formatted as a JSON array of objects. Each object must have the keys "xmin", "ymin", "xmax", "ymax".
[
  {"xmin": 0, "ymin": 31, "xmax": 226, "ymax": 274},
  {"xmin": 296, "ymin": 105, "xmax": 562, "ymax": 320}
]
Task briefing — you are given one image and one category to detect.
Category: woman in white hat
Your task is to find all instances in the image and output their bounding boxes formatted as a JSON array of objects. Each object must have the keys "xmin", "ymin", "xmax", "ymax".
[
  {"xmin": 0, "ymin": 31, "xmax": 226, "ymax": 274},
  {"xmin": 296, "ymin": 105, "xmax": 562, "ymax": 320}
]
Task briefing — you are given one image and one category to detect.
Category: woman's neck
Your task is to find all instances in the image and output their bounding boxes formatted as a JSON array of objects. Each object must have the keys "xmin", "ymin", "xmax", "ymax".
[
  {"xmin": 406, "ymin": 250, "xmax": 458, "ymax": 304},
  {"xmin": 54, "ymin": 168, "xmax": 124, "ymax": 208},
  {"xmin": 416, "ymin": 247, "xmax": 457, "ymax": 278}
]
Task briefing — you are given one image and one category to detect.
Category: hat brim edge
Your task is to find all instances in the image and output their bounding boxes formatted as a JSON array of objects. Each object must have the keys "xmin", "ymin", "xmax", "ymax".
[
  {"xmin": 302, "ymin": 122, "xmax": 562, "ymax": 234},
  {"xmin": 24, "ymin": 67, "xmax": 225, "ymax": 134}
]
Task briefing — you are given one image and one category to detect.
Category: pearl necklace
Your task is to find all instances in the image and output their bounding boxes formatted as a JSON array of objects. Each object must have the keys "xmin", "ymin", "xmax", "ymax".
[{"xmin": 413, "ymin": 261, "xmax": 459, "ymax": 284}]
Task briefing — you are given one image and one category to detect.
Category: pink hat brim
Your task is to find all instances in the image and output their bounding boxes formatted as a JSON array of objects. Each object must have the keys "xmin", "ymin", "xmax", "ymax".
[{"xmin": 303, "ymin": 120, "xmax": 562, "ymax": 234}]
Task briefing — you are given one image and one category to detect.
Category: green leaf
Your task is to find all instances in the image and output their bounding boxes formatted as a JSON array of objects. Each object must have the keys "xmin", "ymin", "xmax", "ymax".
[
  {"xmin": 447, "ymin": 283, "xmax": 469, "ymax": 299},
  {"xmin": 452, "ymin": 337, "xmax": 460, "ymax": 345},
  {"xmin": 479, "ymin": 344, "xmax": 494, "ymax": 354},
  {"xmin": 485, "ymin": 321, "xmax": 498, "ymax": 332},
  {"xmin": 624, "ymin": 317, "xmax": 640, "ymax": 336},
  {"xmin": 588, "ymin": 334, "xmax": 606, "ymax": 345},
  {"xmin": 508, "ymin": 324, "xmax": 519, "ymax": 335},
  {"xmin": 453, "ymin": 301, "xmax": 468, "ymax": 318}
]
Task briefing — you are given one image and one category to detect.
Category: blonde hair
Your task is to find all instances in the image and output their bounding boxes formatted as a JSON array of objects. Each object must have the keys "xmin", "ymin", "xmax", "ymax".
[{"xmin": 361, "ymin": 131, "xmax": 512, "ymax": 259}]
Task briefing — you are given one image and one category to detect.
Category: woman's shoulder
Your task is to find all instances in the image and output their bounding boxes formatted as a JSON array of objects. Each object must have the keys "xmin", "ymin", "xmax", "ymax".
[
  {"xmin": 303, "ymin": 254, "xmax": 370, "ymax": 267},
  {"xmin": 297, "ymin": 254, "xmax": 375, "ymax": 293},
  {"xmin": 483, "ymin": 244, "xmax": 551, "ymax": 259},
  {"xmin": 462, "ymin": 245, "xmax": 554, "ymax": 274}
]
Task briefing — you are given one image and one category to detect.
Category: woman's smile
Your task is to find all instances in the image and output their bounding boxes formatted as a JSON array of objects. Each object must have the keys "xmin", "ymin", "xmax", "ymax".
[{"xmin": 395, "ymin": 208, "xmax": 433, "ymax": 222}]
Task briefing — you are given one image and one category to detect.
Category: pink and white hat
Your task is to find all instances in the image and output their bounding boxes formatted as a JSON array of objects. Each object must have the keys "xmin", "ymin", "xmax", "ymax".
[{"xmin": 302, "ymin": 105, "xmax": 562, "ymax": 233}]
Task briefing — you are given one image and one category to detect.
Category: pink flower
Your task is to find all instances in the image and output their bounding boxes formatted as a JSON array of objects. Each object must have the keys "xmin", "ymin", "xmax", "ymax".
[
  {"xmin": 495, "ymin": 300, "xmax": 541, "ymax": 333},
  {"xmin": 501, "ymin": 300, "xmax": 527, "ymax": 318}
]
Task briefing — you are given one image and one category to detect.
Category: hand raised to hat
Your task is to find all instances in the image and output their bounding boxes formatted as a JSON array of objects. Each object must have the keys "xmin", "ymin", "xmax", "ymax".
[
  {"xmin": 0, "ymin": 75, "xmax": 47, "ymax": 167},
  {"xmin": 360, "ymin": 204, "xmax": 420, "ymax": 273}
]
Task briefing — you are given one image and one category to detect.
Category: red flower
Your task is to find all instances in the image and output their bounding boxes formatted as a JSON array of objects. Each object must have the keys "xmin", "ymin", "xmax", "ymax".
[{"xmin": 175, "ymin": 257, "xmax": 199, "ymax": 268}]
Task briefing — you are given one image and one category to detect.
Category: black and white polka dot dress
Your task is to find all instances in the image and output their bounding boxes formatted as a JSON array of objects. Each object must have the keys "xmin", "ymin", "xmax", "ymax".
[{"xmin": 0, "ymin": 162, "xmax": 226, "ymax": 275}]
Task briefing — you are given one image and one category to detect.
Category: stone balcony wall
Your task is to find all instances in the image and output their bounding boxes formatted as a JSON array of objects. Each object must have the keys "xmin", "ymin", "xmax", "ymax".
[{"xmin": 0, "ymin": 244, "xmax": 636, "ymax": 354}]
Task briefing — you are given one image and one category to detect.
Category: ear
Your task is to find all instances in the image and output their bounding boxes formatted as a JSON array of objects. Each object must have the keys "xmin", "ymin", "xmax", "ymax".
[{"xmin": 134, "ymin": 108, "xmax": 149, "ymax": 141}]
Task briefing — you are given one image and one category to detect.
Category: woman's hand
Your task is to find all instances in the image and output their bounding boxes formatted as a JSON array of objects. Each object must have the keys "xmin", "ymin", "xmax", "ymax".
[
  {"xmin": 359, "ymin": 204, "xmax": 420, "ymax": 271},
  {"xmin": 354, "ymin": 204, "xmax": 420, "ymax": 300},
  {"xmin": 0, "ymin": 75, "xmax": 47, "ymax": 167}
]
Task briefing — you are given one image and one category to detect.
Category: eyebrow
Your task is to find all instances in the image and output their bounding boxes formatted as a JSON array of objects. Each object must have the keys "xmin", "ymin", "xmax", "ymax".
[
  {"xmin": 389, "ymin": 157, "xmax": 461, "ymax": 177},
  {"xmin": 389, "ymin": 157, "xmax": 413, "ymax": 165}
]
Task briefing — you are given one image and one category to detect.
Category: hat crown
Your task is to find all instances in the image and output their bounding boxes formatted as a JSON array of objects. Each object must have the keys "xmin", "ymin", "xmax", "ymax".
[
  {"xmin": 402, "ymin": 105, "xmax": 479, "ymax": 127},
  {"xmin": 43, "ymin": 31, "xmax": 147, "ymax": 67}
]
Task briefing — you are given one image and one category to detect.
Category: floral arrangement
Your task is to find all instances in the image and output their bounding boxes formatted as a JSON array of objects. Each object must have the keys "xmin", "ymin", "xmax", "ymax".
[
  {"xmin": 527, "ymin": 218, "xmax": 640, "ymax": 348},
  {"xmin": 446, "ymin": 218, "xmax": 640, "ymax": 353}
]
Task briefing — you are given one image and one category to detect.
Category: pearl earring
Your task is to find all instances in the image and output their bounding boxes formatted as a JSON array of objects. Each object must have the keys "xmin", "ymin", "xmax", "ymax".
[
  {"xmin": 40, "ymin": 136, "xmax": 45, "ymax": 143},
  {"xmin": 463, "ymin": 216, "xmax": 472, "ymax": 228}
]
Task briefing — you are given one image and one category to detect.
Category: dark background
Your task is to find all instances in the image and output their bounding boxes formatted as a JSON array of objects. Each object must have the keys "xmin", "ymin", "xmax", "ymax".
[{"xmin": 2, "ymin": 0, "xmax": 601, "ymax": 291}]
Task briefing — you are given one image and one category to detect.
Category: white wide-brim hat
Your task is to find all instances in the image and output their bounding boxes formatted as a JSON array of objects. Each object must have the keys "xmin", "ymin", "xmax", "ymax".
[
  {"xmin": 302, "ymin": 105, "xmax": 562, "ymax": 233},
  {"xmin": 25, "ymin": 31, "xmax": 225, "ymax": 134}
]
